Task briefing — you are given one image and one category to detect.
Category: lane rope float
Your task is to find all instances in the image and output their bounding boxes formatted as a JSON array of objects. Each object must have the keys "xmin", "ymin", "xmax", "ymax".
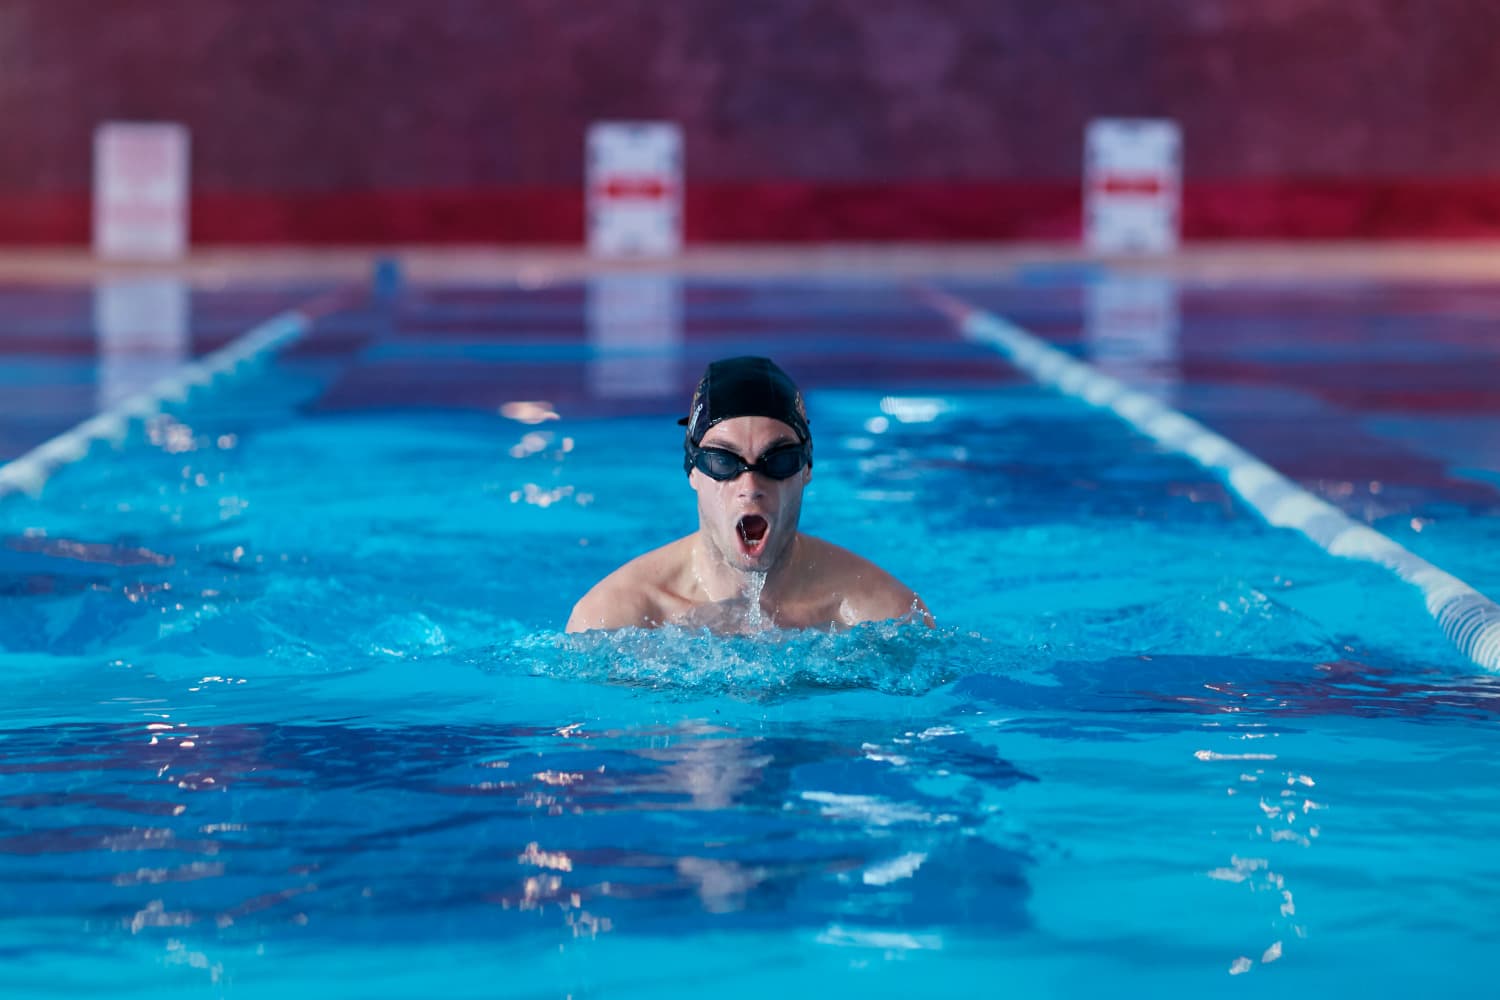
[
  {"xmin": 0, "ymin": 286, "xmax": 352, "ymax": 502},
  {"xmin": 922, "ymin": 285, "xmax": 1500, "ymax": 673}
]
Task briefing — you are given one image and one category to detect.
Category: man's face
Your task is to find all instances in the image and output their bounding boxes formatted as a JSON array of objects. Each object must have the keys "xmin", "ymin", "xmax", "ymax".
[{"xmin": 689, "ymin": 416, "xmax": 810, "ymax": 574}]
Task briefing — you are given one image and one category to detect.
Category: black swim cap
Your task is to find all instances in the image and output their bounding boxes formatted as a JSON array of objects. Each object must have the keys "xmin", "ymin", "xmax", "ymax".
[{"xmin": 679, "ymin": 356, "xmax": 811, "ymax": 473}]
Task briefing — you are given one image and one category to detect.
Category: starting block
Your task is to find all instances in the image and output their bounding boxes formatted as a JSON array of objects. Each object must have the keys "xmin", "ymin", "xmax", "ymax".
[
  {"xmin": 1084, "ymin": 119, "xmax": 1181, "ymax": 254},
  {"xmin": 93, "ymin": 122, "xmax": 190, "ymax": 260},
  {"xmin": 587, "ymin": 122, "xmax": 682, "ymax": 257}
]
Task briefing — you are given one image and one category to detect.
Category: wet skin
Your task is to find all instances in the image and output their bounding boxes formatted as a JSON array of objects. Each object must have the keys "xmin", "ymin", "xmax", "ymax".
[{"xmin": 566, "ymin": 416, "xmax": 931, "ymax": 633}]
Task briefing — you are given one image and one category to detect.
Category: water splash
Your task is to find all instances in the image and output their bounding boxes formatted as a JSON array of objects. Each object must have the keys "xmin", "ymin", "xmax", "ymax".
[
  {"xmin": 483, "ymin": 621, "xmax": 1026, "ymax": 700},
  {"xmin": 745, "ymin": 570, "xmax": 767, "ymax": 629}
]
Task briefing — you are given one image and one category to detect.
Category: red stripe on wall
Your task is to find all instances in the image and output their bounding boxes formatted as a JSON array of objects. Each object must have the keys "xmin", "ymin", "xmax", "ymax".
[
  {"xmin": 1183, "ymin": 179, "xmax": 1500, "ymax": 239},
  {"xmin": 0, "ymin": 193, "xmax": 92, "ymax": 244},
  {"xmin": 685, "ymin": 182, "xmax": 1080, "ymax": 241},
  {"xmin": 4, "ymin": 179, "xmax": 1500, "ymax": 245}
]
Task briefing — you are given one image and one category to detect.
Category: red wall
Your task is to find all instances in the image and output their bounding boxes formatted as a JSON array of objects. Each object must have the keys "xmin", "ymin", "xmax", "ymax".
[{"xmin": 3, "ymin": 0, "xmax": 1499, "ymax": 244}]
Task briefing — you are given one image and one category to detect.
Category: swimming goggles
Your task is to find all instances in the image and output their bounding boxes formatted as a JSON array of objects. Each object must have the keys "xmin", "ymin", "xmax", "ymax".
[{"xmin": 687, "ymin": 442, "xmax": 810, "ymax": 481}]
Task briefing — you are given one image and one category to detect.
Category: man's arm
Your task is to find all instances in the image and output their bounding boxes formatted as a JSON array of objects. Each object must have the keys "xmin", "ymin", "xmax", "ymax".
[
  {"xmin": 565, "ymin": 578, "xmax": 656, "ymax": 633},
  {"xmin": 565, "ymin": 538, "xmax": 691, "ymax": 633},
  {"xmin": 846, "ymin": 583, "xmax": 933, "ymax": 627},
  {"xmin": 834, "ymin": 550, "xmax": 934, "ymax": 627}
]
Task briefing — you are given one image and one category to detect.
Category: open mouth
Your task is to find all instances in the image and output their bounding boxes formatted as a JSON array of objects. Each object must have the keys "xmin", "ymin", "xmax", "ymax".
[{"xmin": 737, "ymin": 514, "xmax": 769, "ymax": 554}]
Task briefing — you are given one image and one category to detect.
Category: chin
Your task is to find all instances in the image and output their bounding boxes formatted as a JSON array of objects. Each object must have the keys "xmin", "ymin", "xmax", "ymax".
[
  {"xmin": 728, "ymin": 543, "xmax": 767, "ymax": 571},
  {"xmin": 737, "ymin": 551, "xmax": 773, "ymax": 572}
]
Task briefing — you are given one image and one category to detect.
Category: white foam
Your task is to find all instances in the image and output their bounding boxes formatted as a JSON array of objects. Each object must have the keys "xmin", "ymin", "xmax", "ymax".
[
  {"xmin": 860, "ymin": 852, "xmax": 928, "ymax": 886},
  {"xmin": 801, "ymin": 791, "xmax": 952, "ymax": 827},
  {"xmin": 816, "ymin": 925, "xmax": 944, "ymax": 951},
  {"xmin": 543, "ymin": 621, "xmax": 971, "ymax": 698}
]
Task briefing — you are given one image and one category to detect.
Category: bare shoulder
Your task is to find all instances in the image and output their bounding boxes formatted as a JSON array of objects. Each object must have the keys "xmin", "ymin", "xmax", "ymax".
[
  {"xmin": 799, "ymin": 534, "xmax": 933, "ymax": 626},
  {"xmin": 565, "ymin": 536, "xmax": 693, "ymax": 633}
]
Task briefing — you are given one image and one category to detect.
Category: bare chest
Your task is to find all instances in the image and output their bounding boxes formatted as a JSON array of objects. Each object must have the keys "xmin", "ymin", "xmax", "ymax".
[{"xmin": 660, "ymin": 589, "xmax": 848, "ymax": 633}]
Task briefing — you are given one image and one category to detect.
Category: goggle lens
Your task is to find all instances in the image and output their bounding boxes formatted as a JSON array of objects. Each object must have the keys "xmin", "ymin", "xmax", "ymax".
[{"xmin": 691, "ymin": 443, "xmax": 808, "ymax": 481}]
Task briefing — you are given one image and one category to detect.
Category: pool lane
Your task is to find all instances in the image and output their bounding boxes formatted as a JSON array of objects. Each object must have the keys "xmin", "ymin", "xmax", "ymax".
[
  {"xmin": 927, "ymin": 283, "xmax": 1500, "ymax": 674},
  {"xmin": 3, "ymin": 267, "xmax": 1498, "ymax": 668},
  {"xmin": 0, "ymin": 281, "xmax": 339, "ymax": 464},
  {"xmin": 4, "ymin": 271, "xmax": 1498, "ymax": 521},
  {"xmin": 299, "ymin": 278, "xmax": 1028, "ymax": 417},
  {"xmin": 942, "ymin": 275, "xmax": 1500, "ymax": 516},
  {"xmin": 305, "ymin": 271, "xmax": 1500, "ymax": 630}
]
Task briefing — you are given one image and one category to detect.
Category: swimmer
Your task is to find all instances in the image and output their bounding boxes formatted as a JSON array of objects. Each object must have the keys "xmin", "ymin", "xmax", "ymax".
[{"xmin": 567, "ymin": 356, "xmax": 932, "ymax": 633}]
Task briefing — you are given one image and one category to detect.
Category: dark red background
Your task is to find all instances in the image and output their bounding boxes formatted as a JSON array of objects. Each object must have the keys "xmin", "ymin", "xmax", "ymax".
[{"xmin": 3, "ymin": 0, "xmax": 1498, "ymax": 244}]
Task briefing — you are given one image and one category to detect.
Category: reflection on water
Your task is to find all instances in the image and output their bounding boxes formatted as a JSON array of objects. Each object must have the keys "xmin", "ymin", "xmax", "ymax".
[
  {"xmin": 0, "ymin": 713, "xmax": 1036, "ymax": 954},
  {"xmin": 1084, "ymin": 274, "xmax": 1180, "ymax": 405},
  {"xmin": 586, "ymin": 274, "xmax": 682, "ymax": 401},
  {"xmin": 2, "ymin": 631, "xmax": 1497, "ymax": 989},
  {"xmin": 93, "ymin": 278, "xmax": 190, "ymax": 411},
  {"xmin": 1197, "ymin": 737, "xmax": 1312, "ymax": 976},
  {"xmin": 2, "ymin": 357, "xmax": 1498, "ymax": 991}
]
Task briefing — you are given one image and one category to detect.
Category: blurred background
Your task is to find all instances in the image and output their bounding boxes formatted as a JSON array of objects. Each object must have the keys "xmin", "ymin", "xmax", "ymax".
[
  {"xmin": 4, "ymin": 0, "xmax": 1499, "ymax": 248},
  {"xmin": 3, "ymin": 10, "xmax": 1500, "ymax": 991}
]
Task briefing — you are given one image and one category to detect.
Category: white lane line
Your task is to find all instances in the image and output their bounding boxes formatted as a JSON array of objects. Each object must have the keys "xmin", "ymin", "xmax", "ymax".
[
  {"xmin": 0, "ymin": 287, "xmax": 349, "ymax": 502},
  {"xmin": 921, "ymin": 286, "xmax": 1500, "ymax": 673}
]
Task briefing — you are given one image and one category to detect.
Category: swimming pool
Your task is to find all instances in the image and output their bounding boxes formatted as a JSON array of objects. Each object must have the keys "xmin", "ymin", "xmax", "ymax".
[{"xmin": 2, "ymin": 265, "xmax": 1498, "ymax": 997}]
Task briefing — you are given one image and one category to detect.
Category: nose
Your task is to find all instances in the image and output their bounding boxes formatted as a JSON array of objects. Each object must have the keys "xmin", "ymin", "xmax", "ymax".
[{"xmin": 734, "ymin": 471, "xmax": 768, "ymax": 497}]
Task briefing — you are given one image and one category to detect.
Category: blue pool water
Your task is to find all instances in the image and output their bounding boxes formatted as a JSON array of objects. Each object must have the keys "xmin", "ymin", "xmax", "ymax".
[{"xmin": 1, "ymin": 272, "xmax": 1499, "ymax": 996}]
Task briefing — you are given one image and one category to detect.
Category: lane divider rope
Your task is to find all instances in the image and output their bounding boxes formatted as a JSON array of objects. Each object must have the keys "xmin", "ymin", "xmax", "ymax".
[
  {"xmin": 921, "ymin": 286, "xmax": 1500, "ymax": 673},
  {"xmin": 0, "ymin": 285, "xmax": 352, "ymax": 502}
]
